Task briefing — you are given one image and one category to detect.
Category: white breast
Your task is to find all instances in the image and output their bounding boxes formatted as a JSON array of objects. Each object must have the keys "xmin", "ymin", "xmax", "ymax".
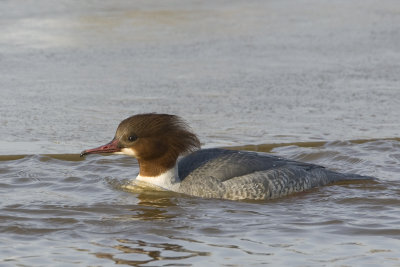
[{"xmin": 135, "ymin": 166, "xmax": 181, "ymax": 191}]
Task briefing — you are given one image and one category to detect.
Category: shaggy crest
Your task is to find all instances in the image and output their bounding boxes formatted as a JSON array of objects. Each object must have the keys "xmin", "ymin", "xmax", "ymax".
[{"xmin": 115, "ymin": 113, "xmax": 201, "ymax": 176}]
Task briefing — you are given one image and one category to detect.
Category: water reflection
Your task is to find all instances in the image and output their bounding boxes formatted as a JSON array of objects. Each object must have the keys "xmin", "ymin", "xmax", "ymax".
[
  {"xmin": 107, "ymin": 178, "xmax": 180, "ymax": 221},
  {"xmin": 92, "ymin": 238, "xmax": 210, "ymax": 266},
  {"xmin": 127, "ymin": 193, "xmax": 178, "ymax": 221}
]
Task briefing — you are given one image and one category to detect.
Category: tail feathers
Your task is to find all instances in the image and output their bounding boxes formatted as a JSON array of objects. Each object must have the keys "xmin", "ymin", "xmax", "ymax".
[{"xmin": 332, "ymin": 171, "xmax": 376, "ymax": 182}]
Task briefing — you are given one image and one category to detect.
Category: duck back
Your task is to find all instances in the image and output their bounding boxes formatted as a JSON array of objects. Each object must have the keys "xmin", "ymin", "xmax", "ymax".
[{"xmin": 177, "ymin": 148, "xmax": 372, "ymax": 200}]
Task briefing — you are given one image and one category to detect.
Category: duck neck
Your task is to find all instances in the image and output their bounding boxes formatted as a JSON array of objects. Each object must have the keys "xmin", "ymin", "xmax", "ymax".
[{"xmin": 136, "ymin": 162, "xmax": 181, "ymax": 191}]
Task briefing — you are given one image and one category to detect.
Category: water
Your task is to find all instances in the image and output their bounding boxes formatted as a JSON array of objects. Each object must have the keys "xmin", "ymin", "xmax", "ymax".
[
  {"xmin": 1, "ymin": 140, "xmax": 400, "ymax": 266},
  {"xmin": 1, "ymin": 0, "xmax": 400, "ymax": 266}
]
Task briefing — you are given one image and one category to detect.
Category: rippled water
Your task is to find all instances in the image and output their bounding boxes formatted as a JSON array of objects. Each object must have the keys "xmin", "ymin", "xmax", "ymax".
[
  {"xmin": 1, "ymin": 0, "xmax": 400, "ymax": 266},
  {"xmin": 1, "ymin": 140, "xmax": 400, "ymax": 266}
]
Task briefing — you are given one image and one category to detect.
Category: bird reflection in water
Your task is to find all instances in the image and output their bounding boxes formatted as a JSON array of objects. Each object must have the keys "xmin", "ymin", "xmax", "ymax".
[{"xmin": 92, "ymin": 238, "xmax": 210, "ymax": 266}]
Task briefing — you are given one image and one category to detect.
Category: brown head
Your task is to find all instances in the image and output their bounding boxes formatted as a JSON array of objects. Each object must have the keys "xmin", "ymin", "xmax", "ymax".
[{"xmin": 80, "ymin": 113, "xmax": 200, "ymax": 177}]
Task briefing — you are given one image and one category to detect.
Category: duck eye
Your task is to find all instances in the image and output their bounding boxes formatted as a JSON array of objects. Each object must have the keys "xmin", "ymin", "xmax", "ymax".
[{"xmin": 128, "ymin": 135, "xmax": 137, "ymax": 142}]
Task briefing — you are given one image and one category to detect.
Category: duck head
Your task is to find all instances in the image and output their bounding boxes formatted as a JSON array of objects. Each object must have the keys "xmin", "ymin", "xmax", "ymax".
[{"xmin": 80, "ymin": 113, "xmax": 200, "ymax": 176}]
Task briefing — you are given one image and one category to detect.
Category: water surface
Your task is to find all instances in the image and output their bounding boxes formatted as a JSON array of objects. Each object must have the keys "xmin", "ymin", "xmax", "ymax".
[
  {"xmin": 1, "ymin": 140, "xmax": 400, "ymax": 266},
  {"xmin": 1, "ymin": 0, "xmax": 400, "ymax": 266}
]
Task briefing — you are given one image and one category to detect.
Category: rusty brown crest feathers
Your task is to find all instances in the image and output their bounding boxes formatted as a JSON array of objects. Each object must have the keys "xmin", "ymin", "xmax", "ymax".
[{"xmin": 115, "ymin": 113, "xmax": 200, "ymax": 174}]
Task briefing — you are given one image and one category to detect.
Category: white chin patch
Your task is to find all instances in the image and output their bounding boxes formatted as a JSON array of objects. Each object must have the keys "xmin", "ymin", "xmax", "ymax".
[{"xmin": 119, "ymin": 148, "xmax": 137, "ymax": 157}]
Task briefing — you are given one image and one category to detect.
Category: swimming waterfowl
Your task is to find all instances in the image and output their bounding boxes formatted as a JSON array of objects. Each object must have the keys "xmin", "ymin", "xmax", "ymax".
[{"xmin": 80, "ymin": 113, "xmax": 372, "ymax": 200}]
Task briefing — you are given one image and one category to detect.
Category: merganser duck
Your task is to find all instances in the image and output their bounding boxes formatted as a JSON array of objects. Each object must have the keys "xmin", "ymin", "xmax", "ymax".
[{"xmin": 80, "ymin": 113, "xmax": 372, "ymax": 200}]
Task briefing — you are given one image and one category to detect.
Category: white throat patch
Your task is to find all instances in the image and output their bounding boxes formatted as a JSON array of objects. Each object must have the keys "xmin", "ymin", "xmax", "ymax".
[
  {"xmin": 114, "ymin": 148, "xmax": 137, "ymax": 157},
  {"xmin": 136, "ymin": 166, "xmax": 180, "ymax": 192}
]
